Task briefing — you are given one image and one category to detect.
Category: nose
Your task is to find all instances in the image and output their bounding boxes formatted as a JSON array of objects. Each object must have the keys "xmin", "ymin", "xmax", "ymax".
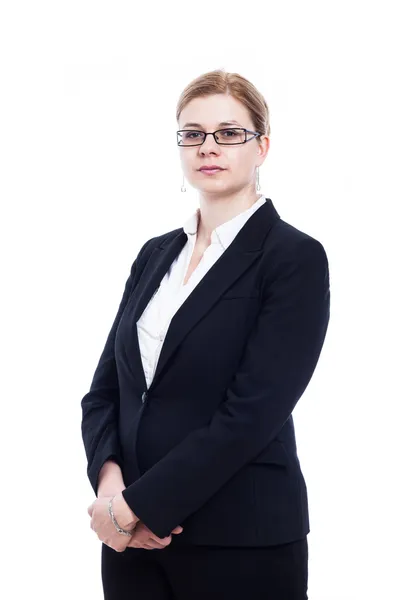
[{"xmin": 199, "ymin": 132, "xmax": 220, "ymax": 153}]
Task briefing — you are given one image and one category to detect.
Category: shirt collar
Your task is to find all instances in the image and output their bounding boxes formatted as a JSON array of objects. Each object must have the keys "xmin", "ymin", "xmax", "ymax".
[{"xmin": 183, "ymin": 195, "xmax": 267, "ymax": 250}]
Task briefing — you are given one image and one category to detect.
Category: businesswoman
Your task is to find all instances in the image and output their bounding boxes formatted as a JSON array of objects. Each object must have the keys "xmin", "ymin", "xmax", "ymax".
[{"xmin": 82, "ymin": 69, "xmax": 330, "ymax": 600}]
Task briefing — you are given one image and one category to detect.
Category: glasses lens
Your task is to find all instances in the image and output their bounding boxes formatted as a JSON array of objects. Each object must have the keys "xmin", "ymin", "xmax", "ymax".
[
  {"xmin": 215, "ymin": 128, "xmax": 246, "ymax": 144},
  {"xmin": 178, "ymin": 131, "xmax": 205, "ymax": 146},
  {"xmin": 177, "ymin": 128, "xmax": 246, "ymax": 145}
]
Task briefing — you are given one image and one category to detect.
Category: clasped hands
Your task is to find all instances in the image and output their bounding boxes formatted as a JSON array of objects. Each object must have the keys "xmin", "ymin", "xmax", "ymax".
[{"xmin": 87, "ymin": 491, "xmax": 183, "ymax": 553}]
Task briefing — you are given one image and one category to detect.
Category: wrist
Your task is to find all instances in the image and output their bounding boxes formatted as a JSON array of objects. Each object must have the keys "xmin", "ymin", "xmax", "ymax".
[
  {"xmin": 98, "ymin": 482, "xmax": 126, "ymax": 498},
  {"xmin": 98, "ymin": 460, "xmax": 124, "ymax": 492},
  {"xmin": 112, "ymin": 492, "xmax": 139, "ymax": 529}
]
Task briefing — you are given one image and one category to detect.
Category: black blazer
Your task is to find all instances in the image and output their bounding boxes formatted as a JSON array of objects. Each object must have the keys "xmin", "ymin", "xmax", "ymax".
[{"xmin": 81, "ymin": 198, "xmax": 330, "ymax": 547}]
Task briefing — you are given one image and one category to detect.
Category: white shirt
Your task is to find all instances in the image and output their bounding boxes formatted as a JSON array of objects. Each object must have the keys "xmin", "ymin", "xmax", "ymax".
[{"xmin": 137, "ymin": 195, "xmax": 267, "ymax": 388}]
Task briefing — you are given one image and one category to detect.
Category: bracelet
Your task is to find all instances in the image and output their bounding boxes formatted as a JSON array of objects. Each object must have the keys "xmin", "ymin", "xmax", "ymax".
[{"xmin": 108, "ymin": 497, "xmax": 136, "ymax": 536}]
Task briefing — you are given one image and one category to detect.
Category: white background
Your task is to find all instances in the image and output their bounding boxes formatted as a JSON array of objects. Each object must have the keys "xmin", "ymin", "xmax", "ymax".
[{"xmin": 1, "ymin": 1, "xmax": 399, "ymax": 598}]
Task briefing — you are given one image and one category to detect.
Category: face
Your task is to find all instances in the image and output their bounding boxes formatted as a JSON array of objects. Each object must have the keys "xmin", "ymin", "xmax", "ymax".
[{"xmin": 178, "ymin": 94, "xmax": 269, "ymax": 200}]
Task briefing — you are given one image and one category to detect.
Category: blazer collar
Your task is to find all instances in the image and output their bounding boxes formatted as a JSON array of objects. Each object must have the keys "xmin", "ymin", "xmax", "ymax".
[{"xmin": 127, "ymin": 198, "xmax": 280, "ymax": 393}]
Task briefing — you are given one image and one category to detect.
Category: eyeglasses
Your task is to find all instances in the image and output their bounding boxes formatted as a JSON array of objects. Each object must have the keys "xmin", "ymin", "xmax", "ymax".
[{"xmin": 177, "ymin": 128, "xmax": 261, "ymax": 146}]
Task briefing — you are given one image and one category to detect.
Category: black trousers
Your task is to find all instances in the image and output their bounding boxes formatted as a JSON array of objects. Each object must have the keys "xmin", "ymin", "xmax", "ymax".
[{"xmin": 101, "ymin": 536, "xmax": 308, "ymax": 600}]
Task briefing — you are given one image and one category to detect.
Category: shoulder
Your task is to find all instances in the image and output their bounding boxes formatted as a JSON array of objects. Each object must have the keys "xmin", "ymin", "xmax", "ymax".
[
  {"xmin": 134, "ymin": 227, "xmax": 183, "ymax": 261},
  {"xmin": 258, "ymin": 218, "xmax": 330, "ymax": 294},
  {"xmin": 267, "ymin": 217, "xmax": 329, "ymax": 264}
]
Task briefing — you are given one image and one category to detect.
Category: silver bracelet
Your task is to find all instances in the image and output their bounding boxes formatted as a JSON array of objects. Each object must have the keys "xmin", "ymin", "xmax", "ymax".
[{"xmin": 108, "ymin": 497, "xmax": 136, "ymax": 536}]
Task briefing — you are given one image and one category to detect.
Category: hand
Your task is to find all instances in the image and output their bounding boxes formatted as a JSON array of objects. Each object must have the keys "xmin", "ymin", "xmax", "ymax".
[
  {"xmin": 88, "ymin": 495, "xmax": 136, "ymax": 553},
  {"xmin": 126, "ymin": 521, "xmax": 184, "ymax": 550},
  {"xmin": 87, "ymin": 492, "xmax": 184, "ymax": 552}
]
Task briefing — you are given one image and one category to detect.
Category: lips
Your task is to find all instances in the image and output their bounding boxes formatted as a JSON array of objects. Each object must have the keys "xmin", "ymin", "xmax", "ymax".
[{"xmin": 199, "ymin": 165, "xmax": 224, "ymax": 171}]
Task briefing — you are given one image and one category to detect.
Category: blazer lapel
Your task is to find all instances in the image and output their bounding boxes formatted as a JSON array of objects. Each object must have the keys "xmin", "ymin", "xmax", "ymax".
[{"xmin": 128, "ymin": 198, "xmax": 280, "ymax": 393}]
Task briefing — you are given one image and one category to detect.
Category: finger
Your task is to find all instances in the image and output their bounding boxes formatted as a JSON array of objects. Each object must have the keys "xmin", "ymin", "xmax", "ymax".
[
  {"xmin": 135, "ymin": 535, "xmax": 171, "ymax": 548},
  {"xmin": 153, "ymin": 535, "xmax": 172, "ymax": 547},
  {"xmin": 144, "ymin": 539, "xmax": 168, "ymax": 549},
  {"xmin": 152, "ymin": 535, "xmax": 172, "ymax": 546},
  {"xmin": 153, "ymin": 537, "xmax": 172, "ymax": 547}
]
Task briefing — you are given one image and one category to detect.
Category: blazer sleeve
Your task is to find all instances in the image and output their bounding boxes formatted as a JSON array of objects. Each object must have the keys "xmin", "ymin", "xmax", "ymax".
[
  {"xmin": 81, "ymin": 237, "xmax": 153, "ymax": 496},
  {"xmin": 121, "ymin": 238, "xmax": 331, "ymax": 538}
]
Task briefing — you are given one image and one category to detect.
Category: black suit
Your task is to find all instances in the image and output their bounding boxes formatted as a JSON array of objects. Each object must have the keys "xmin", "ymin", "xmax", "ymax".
[{"xmin": 81, "ymin": 198, "xmax": 330, "ymax": 548}]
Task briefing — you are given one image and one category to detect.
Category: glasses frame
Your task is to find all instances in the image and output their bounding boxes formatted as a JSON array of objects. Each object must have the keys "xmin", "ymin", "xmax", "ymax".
[{"xmin": 176, "ymin": 127, "xmax": 261, "ymax": 146}]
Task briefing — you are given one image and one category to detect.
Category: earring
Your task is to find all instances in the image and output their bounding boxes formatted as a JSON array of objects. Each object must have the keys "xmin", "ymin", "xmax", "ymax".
[{"xmin": 181, "ymin": 173, "xmax": 186, "ymax": 192}]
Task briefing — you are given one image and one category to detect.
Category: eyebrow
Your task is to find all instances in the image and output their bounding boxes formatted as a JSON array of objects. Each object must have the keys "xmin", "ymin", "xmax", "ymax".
[{"xmin": 181, "ymin": 120, "xmax": 242, "ymax": 129}]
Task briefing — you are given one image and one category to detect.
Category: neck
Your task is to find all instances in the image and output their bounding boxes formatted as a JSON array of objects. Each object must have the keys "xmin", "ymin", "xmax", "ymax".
[{"xmin": 196, "ymin": 190, "xmax": 262, "ymax": 245}]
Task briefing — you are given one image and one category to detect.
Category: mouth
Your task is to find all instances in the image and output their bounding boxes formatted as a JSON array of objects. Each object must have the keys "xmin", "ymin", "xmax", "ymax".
[{"xmin": 199, "ymin": 167, "xmax": 225, "ymax": 175}]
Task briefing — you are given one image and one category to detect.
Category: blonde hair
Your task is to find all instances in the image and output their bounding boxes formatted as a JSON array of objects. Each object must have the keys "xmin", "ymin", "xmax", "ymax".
[{"xmin": 176, "ymin": 69, "xmax": 271, "ymax": 144}]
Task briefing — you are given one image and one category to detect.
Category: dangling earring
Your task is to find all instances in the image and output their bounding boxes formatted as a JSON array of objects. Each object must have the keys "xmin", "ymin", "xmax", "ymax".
[{"xmin": 181, "ymin": 173, "xmax": 186, "ymax": 192}]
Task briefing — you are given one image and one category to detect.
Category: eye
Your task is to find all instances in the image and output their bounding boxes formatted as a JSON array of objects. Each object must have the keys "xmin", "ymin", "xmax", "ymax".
[
  {"xmin": 184, "ymin": 131, "xmax": 201, "ymax": 139},
  {"xmin": 221, "ymin": 128, "xmax": 241, "ymax": 137}
]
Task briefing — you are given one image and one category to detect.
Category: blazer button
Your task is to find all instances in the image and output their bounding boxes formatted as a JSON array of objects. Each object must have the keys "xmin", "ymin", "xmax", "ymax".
[{"xmin": 141, "ymin": 391, "xmax": 147, "ymax": 403}]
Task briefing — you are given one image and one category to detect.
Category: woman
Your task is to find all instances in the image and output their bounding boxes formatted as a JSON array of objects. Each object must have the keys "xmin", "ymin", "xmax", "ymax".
[{"xmin": 82, "ymin": 69, "xmax": 330, "ymax": 599}]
